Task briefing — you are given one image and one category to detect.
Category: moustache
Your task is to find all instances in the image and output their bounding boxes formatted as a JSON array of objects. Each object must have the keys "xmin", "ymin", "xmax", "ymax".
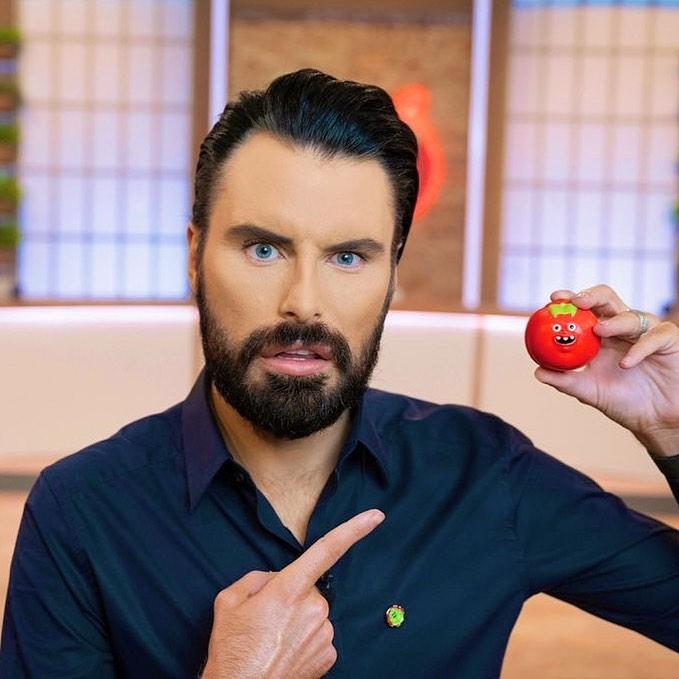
[{"xmin": 239, "ymin": 322, "xmax": 352, "ymax": 372}]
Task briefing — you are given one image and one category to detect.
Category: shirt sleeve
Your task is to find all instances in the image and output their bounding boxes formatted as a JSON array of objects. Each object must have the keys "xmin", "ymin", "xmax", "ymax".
[
  {"xmin": 504, "ymin": 428, "xmax": 679, "ymax": 652},
  {"xmin": 650, "ymin": 453, "xmax": 679, "ymax": 506},
  {"xmin": 0, "ymin": 471, "xmax": 118, "ymax": 677}
]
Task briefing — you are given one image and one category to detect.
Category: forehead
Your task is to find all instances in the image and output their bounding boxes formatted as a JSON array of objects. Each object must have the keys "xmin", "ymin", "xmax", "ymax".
[{"xmin": 209, "ymin": 131, "xmax": 395, "ymax": 243}]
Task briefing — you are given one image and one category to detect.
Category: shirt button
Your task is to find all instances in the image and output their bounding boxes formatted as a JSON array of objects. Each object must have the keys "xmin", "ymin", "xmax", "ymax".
[
  {"xmin": 235, "ymin": 471, "xmax": 245, "ymax": 484},
  {"xmin": 318, "ymin": 571, "xmax": 333, "ymax": 589},
  {"xmin": 318, "ymin": 572, "xmax": 335, "ymax": 605}
]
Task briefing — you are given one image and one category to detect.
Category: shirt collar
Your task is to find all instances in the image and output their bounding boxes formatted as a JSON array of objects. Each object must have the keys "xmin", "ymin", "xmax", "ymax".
[{"xmin": 182, "ymin": 368, "xmax": 391, "ymax": 512}]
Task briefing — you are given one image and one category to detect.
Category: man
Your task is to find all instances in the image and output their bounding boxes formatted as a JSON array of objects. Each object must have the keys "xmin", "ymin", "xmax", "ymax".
[{"xmin": 1, "ymin": 69, "xmax": 678, "ymax": 678}]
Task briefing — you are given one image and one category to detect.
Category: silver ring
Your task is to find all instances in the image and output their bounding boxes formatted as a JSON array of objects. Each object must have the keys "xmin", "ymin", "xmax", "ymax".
[{"xmin": 630, "ymin": 309, "xmax": 650, "ymax": 337}]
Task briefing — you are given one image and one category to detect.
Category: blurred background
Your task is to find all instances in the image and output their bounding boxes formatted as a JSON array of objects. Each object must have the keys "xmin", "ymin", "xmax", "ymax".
[
  {"xmin": 0, "ymin": 1, "xmax": 678, "ymax": 676},
  {"xmin": 0, "ymin": 0, "xmax": 676, "ymax": 314}
]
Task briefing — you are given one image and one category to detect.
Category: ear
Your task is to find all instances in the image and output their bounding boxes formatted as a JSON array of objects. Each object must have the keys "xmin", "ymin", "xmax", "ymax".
[{"xmin": 187, "ymin": 223, "xmax": 199, "ymax": 296}]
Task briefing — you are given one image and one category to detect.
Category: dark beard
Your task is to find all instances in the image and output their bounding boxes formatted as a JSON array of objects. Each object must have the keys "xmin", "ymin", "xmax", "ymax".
[{"xmin": 195, "ymin": 270, "xmax": 393, "ymax": 440}]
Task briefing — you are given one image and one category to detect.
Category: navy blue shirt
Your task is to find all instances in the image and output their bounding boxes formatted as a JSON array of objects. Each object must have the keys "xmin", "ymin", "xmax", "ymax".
[{"xmin": 1, "ymin": 368, "xmax": 678, "ymax": 678}]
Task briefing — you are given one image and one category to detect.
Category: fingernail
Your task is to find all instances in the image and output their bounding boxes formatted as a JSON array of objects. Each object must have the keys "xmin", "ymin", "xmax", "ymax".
[
  {"xmin": 370, "ymin": 510, "xmax": 385, "ymax": 524},
  {"xmin": 574, "ymin": 290, "xmax": 589, "ymax": 298}
]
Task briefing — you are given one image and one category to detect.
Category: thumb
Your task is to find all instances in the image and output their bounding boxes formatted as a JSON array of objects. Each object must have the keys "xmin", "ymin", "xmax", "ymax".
[{"xmin": 534, "ymin": 366, "xmax": 585, "ymax": 397}]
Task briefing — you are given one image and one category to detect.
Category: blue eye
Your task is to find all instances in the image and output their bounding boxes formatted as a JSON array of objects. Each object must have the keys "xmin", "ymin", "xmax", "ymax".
[
  {"xmin": 246, "ymin": 242, "xmax": 280, "ymax": 262},
  {"xmin": 331, "ymin": 252, "xmax": 363, "ymax": 269}
]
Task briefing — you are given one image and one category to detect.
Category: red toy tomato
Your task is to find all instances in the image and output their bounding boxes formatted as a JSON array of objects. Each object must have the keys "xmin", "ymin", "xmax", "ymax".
[{"xmin": 525, "ymin": 299, "xmax": 601, "ymax": 371}]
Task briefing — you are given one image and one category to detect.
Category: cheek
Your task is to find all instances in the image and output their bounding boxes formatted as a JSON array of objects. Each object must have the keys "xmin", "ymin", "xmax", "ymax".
[
  {"xmin": 327, "ymin": 272, "xmax": 391, "ymax": 343},
  {"xmin": 202, "ymin": 253, "xmax": 281, "ymax": 328}
]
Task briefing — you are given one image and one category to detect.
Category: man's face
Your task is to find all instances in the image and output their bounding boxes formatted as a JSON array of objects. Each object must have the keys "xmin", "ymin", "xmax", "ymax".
[{"xmin": 188, "ymin": 132, "xmax": 396, "ymax": 439}]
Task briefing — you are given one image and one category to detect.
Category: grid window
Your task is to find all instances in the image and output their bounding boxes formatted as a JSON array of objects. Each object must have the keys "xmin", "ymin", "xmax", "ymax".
[
  {"xmin": 17, "ymin": 0, "xmax": 194, "ymax": 300},
  {"xmin": 501, "ymin": 1, "xmax": 678, "ymax": 314}
]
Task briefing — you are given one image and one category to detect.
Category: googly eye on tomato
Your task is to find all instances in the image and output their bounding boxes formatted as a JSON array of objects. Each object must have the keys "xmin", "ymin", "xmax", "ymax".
[
  {"xmin": 552, "ymin": 324, "xmax": 561, "ymax": 332},
  {"xmin": 567, "ymin": 323, "xmax": 577, "ymax": 332}
]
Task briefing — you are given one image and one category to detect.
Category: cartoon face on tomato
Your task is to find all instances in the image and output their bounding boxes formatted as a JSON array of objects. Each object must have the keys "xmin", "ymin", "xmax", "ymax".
[{"xmin": 524, "ymin": 300, "xmax": 601, "ymax": 371}]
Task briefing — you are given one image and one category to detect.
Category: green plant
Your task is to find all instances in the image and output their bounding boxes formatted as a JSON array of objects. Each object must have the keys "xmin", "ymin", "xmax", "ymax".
[
  {"xmin": 0, "ymin": 220, "xmax": 19, "ymax": 248},
  {"xmin": 0, "ymin": 176, "xmax": 20, "ymax": 203},
  {"xmin": 0, "ymin": 123, "xmax": 18, "ymax": 144},
  {"xmin": 0, "ymin": 28, "xmax": 20, "ymax": 46}
]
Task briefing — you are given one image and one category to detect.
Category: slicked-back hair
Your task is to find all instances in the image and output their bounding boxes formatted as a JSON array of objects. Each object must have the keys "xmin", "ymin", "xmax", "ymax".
[{"xmin": 191, "ymin": 68, "xmax": 419, "ymax": 264}]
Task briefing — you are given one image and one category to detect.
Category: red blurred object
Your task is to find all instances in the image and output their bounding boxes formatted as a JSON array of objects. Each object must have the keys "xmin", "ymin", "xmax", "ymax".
[
  {"xmin": 392, "ymin": 83, "xmax": 445, "ymax": 222},
  {"xmin": 524, "ymin": 299, "xmax": 601, "ymax": 371}
]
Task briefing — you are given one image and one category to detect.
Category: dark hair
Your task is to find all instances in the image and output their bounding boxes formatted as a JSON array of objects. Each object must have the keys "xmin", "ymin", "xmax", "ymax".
[{"xmin": 191, "ymin": 68, "xmax": 419, "ymax": 263}]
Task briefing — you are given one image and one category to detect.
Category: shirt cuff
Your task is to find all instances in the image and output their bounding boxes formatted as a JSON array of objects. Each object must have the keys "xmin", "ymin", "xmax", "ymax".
[{"xmin": 650, "ymin": 452, "xmax": 679, "ymax": 481}]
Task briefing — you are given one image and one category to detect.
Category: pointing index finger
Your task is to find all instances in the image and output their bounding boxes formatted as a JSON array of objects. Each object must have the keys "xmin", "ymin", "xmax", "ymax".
[{"xmin": 275, "ymin": 509, "xmax": 385, "ymax": 600}]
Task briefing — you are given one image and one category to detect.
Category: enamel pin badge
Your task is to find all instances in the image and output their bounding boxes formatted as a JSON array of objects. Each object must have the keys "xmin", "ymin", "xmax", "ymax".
[{"xmin": 385, "ymin": 604, "xmax": 405, "ymax": 628}]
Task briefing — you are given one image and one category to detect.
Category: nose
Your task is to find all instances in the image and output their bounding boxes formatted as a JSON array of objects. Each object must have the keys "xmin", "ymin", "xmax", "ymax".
[{"xmin": 278, "ymin": 258, "xmax": 323, "ymax": 323}]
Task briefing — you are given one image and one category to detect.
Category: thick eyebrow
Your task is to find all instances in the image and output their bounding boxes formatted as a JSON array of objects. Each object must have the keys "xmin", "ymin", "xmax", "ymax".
[
  {"xmin": 224, "ymin": 223, "xmax": 386, "ymax": 256},
  {"xmin": 324, "ymin": 238, "xmax": 385, "ymax": 256},
  {"xmin": 224, "ymin": 224, "xmax": 293, "ymax": 248}
]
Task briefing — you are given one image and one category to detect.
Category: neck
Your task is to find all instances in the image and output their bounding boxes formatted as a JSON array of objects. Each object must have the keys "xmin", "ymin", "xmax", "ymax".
[{"xmin": 209, "ymin": 383, "xmax": 353, "ymax": 490}]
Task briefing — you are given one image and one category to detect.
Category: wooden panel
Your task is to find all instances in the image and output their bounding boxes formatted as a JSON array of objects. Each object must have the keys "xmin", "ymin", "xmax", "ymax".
[
  {"xmin": 191, "ymin": 0, "xmax": 212, "ymax": 178},
  {"xmin": 0, "ymin": 0, "xmax": 14, "ymax": 26},
  {"xmin": 480, "ymin": 0, "xmax": 510, "ymax": 309},
  {"xmin": 232, "ymin": 0, "xmax": 472, "ymax": 22}
]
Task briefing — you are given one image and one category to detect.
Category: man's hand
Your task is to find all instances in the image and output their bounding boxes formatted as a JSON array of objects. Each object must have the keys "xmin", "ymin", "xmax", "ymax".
[
  {"xmin": 202, "ymin": 508, "xmax": 385, "ymax": 679},
  {"xmin": 534, "ymin": 285, "xmax": 679, "ymax": 456}
]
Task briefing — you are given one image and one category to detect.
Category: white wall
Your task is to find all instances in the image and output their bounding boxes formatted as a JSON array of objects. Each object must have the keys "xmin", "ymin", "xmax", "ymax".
[
  {"xmin": 0, "ymin": 306, "xmax": 200, "ymax": 457},
  {"xmin": 0, "ymin": 306, "xmax": 661, "ymax": 483}
]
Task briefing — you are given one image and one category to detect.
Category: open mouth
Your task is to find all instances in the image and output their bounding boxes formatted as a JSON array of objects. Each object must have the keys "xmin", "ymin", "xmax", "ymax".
[
  {"xmin": 553, "ymin": 335, "xmax": 576, "ymax": 346},
  {"xmin": 261, "ymin": 340, "xmax": 332, "ymax": 361},
  {"xmin": 259, "ymin": 340, "xmax": 333, "ymax": 376},
  {"xmin": 273, "ymin": 349, "xmax": 324, "ymax": 360}
]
